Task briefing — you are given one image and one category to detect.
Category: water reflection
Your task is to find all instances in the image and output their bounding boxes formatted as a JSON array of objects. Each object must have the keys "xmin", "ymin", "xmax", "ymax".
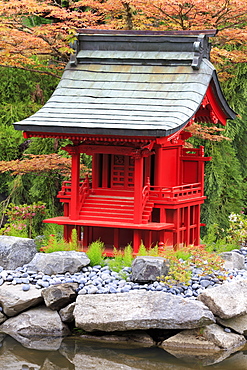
[{"xmin": 1, "ymin": 334, "xmax": 247, "ymax": 369}]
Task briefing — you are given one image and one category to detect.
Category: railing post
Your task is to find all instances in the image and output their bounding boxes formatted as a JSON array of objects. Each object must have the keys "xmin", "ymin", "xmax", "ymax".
[
  {"xmin": 134, "ymin": 155, "xmax": 143, "ymax": 224},
  {"xmin": 70, "ymin": 147, "xmax": 80, "ymax": 220}
]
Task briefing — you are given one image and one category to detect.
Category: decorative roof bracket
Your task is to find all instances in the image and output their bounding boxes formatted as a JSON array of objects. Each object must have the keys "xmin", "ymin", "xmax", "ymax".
[{"xmin": 191, "ymin": 34, "xmax": 205, "ymax": 70}]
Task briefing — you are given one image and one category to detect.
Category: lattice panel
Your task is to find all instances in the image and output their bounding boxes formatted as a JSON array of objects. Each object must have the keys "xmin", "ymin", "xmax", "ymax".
[{"xmin": 111, "ymin": 155, "xmax": 134, "ymax": 188}]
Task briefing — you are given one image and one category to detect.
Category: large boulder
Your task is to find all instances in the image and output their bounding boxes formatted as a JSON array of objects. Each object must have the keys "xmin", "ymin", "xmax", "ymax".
[
  {"xmin": 0, "ymin": 305, "xmax": 70, "ymax": 350},
  {"xmin": 74, "ymin": 291, "xmax": 215, "ymax": 332},
  {"xmin": 42, "ymin": 283, "xmax": 78, "ymax": 311},
  {"xmin": 25, "ymin": 251, "xmax": 90, "ymax": 275},
  {"xmin": 198, "ymin": 280, "xmax": 247, "ymax": 319},
  {"xmin": 0, "ymin": 236, "xmax": 37, "ymax": 269},
  {"xmin": 220, "ymin": 251, "xmax": 245, "ymax": 270},
  {"xmin": 131, "ymin": 256, "xmax": 169, "ymax": 283},
  {"xmin": 0, "ymin": 283, "xmax": 43, "ymax": 316}
]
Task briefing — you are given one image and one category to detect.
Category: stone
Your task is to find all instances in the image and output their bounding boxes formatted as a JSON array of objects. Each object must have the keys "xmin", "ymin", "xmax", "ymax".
[
  {"xmin": 161, "ymin": 324, "xmax": 246, "ymax": 366},
  {"xmin": 217, "ymin": 314, "xmax": 247, "ymax": 336},
  {"xmin": 0, "ymin": 306, "xmax": 70, "ymax": 350},
  {"xmin": 203, "ymin": 324, "xmax": 246, "ymax": 350},
  {"xmin": 42, "ymin": 283, "xmax": 78, "ymax": 310},
  {"xmin": 198, "ymin": 280, "xmax": 247, "ymax": 319},
  {"xmin": 25, "ymin": 250, "xmax": 90, "ymax": 275},
  {"xmin": 221, "ymin": 251, "xmax": 245, "ymax": 270},
  {"xmin": 0, "ymin": 236, "xmax": 37, "ymax": 270},
  {"xmin": 131, "ymin": 256, "xmax": 169, "ymax": 283},
  {"xmin": 74, "ymin": 291, "xmax": 215, "ymax": 332},
  {"xmin": 79, "ymin": 331, "xmax": 155, "ymax": 347},
  {"xmin": 59, "ymin": 302, "xmax": 76, "ymax": 323},
  {"xmin": 160, "ymin": 329, "xmax": 220, "ymax": 352},
  {"xmin": 0, "ymin": 311, "xmax": 7, "ymax": 324},
  {"xmin": 0, "ymin": 283, "xmax": 43, "ymax": 316}
]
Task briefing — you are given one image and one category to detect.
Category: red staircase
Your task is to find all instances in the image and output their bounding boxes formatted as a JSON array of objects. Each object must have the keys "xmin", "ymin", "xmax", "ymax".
[{"xmin": 79, "ymin": 194, "xmax": 153, "ymax": 224}]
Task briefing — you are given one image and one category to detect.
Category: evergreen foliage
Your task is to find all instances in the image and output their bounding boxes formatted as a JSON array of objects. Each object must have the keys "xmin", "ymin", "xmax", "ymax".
[
  {"xmin": 201, "ymin": 140, "xmax": 245, "ymax": 235},
  {"xmin": 222, "ymin": 63, "xmax": 247, "ymax": 181}
]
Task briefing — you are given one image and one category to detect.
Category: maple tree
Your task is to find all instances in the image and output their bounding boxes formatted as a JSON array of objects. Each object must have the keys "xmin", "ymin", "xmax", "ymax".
[
  {"xmin": 0, "ymin": 0, "xmax": 246, "ymax": 78},
  {"xmin": 0, "ymin": 153, "xmax": 88, "ymax": 176}
]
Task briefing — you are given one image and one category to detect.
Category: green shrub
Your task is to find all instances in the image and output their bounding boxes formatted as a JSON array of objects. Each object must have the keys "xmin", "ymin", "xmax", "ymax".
[
  {"xmin": 40, "ymin": 228, "xmax": 80, "ymax": 253},
  {"xmin": 86, "ymin": 239, "xmax": 105, "ymax": 266}
]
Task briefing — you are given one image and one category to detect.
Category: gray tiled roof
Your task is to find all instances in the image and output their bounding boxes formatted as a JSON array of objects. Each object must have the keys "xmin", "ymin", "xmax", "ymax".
[{"xmin": 14, "ymin": 32, "xmax": 235, "ymax": 137}]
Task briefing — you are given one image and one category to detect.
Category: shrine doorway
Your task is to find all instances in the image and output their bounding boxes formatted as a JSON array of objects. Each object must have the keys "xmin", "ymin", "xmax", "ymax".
[{"xmin": 94, "ymin": 154, "xmax": 135, "ymax": 191}]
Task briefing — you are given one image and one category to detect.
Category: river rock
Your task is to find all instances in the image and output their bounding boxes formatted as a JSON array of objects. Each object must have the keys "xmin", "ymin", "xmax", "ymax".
[
  {"xmin": 131, "ymin": 256, "xmax": 169, "ymax": 282},
  {"xmin": 221, "ymin": 251, "xmax": 245, "ymax": 270},
  {"xmin": 0, "ymin": 283, "xmax": 43, "ymax": 316},
  {"xmin": 25, "ymin": 250, "xmax": 90, "ymax": 274},
  {"xmin": 0, "ymin": 236, "xmax": 37, "ymax": 270},
  {"xmin": 59, "ymin": 302, "xmax": 76, "ymax": 323},
  {"xmin": 74, "ymin": 291, "xmax": 215, "ymax": 332},
  {"xmin": 198, "ymin": 280, "xmax": 247, "ymax": 319},
  {"xmin": 0, "ymin": 306, "xmax": 70, "ymax": 350},
  {"xmin": 42, "ymin": 283, "xmax": 78, "ymax": 310}
]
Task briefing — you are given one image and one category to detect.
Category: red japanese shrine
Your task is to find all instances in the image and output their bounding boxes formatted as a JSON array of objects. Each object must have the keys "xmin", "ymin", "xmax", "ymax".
[{"xmin": 14, "ymin": 29, "xmax": 236, "ymax": 253}]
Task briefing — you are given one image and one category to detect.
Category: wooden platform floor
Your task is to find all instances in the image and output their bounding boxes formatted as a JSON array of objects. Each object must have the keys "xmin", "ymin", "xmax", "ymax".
[{"xmin": 43, "ymin": 216, "xmax": 174, "ymax": 230}]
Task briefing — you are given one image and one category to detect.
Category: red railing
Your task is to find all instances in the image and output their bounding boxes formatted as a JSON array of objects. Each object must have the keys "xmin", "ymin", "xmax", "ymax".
[
  {"xmin": 150, "ymin": 183, "xmax": 202, "ymax": 202},
  {"xmin": 79, "ymin": 175, "xmax": 91, "ymax": 205},
  {"xmin": 141, "ymin": 177, "xmax": 150, "ymax": 212},
  {"xmin": 58, "ymin": 176, "xmax": 91, "ymax": 203}
]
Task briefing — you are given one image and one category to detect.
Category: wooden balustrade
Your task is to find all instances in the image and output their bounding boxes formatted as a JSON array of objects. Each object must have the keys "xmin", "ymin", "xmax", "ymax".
[
  {"xmin": 141, "ymin": 177, "xmax": 150, "ymax": 213},
  {"xmin": 150, "ymin": 182, "xmax": 202, "ymax": 202}
]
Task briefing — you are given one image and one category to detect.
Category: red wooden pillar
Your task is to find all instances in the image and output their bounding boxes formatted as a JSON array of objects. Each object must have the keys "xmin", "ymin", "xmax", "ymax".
[
  {"xmin": 102, "ymin": 154, "xmax": 109, "ymax": 188},
  {"xmin": 185, "ymin": 206, "xmax": 190, "ymax": 246},
  {"xmin": 114, "ymin": 228, "xmax": 120, "ymax": 249},
  {"xmin": 133, "ymin": 229, "xmax": 141, "ymax": 254},
  {"xmin": 144, "ymin": 230, "xmax": 152, "ymax": 249},
  {"xmin": 195, "ymin": 204, "xmax": 201, "ymax": 245},
  {"xmin": 83, "ymin": 226, "xmax": 89, "ymax": 248},
  {"xmin": 155, "ymin": 146, "xmax": 163, "ymax": 186},
  {"xmin": 173, "ymin": 208, "xmax": 180, "ymax": 251},
  {"xmin": 134, "ymin": 155, "xmax": 143, "ymax": 224},
  {"xmin": 70, "ymin": 147, "xmax": 80, "ymax": 220}
]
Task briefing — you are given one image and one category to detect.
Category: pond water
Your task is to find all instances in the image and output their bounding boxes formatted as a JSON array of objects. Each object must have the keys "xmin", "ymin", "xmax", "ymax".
[{"xmin": 1, "ymin": 334, "xmax": 247, "ymax": 370}]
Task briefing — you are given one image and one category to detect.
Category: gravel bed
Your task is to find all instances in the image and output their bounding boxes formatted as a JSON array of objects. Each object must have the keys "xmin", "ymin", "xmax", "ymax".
[{"xmin": 0, "ymin": 247, "xmax": 247, "ymax": 301}]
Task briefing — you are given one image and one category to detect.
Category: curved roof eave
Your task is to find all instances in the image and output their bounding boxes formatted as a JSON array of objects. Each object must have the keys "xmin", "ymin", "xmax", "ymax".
[
  {"xmin": 211, "ymin": 70, "xmax": 236, "ymax": 120},
  {"xmin": 13, "ymin": 60, "xmax": 235, "ymax": 138}
]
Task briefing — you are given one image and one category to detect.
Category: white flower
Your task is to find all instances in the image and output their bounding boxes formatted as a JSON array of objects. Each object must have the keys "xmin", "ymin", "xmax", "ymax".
[{"xmin": 229, "ymin": 213, "xmax": 237, "ymax": 222}]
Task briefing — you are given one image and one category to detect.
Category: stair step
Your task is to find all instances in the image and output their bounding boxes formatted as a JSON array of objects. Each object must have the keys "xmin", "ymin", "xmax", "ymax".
[
  {"xmin": 80, "ymin": 211, "xmax": 133, "ymax": 218},
  {"xmin": 79, "ymin": 215, "xmax": 133, "ymax": 223},
  {"xmin": 83, "ymin": 202, "xmax": 134, "ymax": 209},
  {"xmin": 85, "ymin": 198, "xmax": 134, "ymax": 205},
  {"xmin": 79, "ymin": 195, "xmax": 154, "ymax": 224}
]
